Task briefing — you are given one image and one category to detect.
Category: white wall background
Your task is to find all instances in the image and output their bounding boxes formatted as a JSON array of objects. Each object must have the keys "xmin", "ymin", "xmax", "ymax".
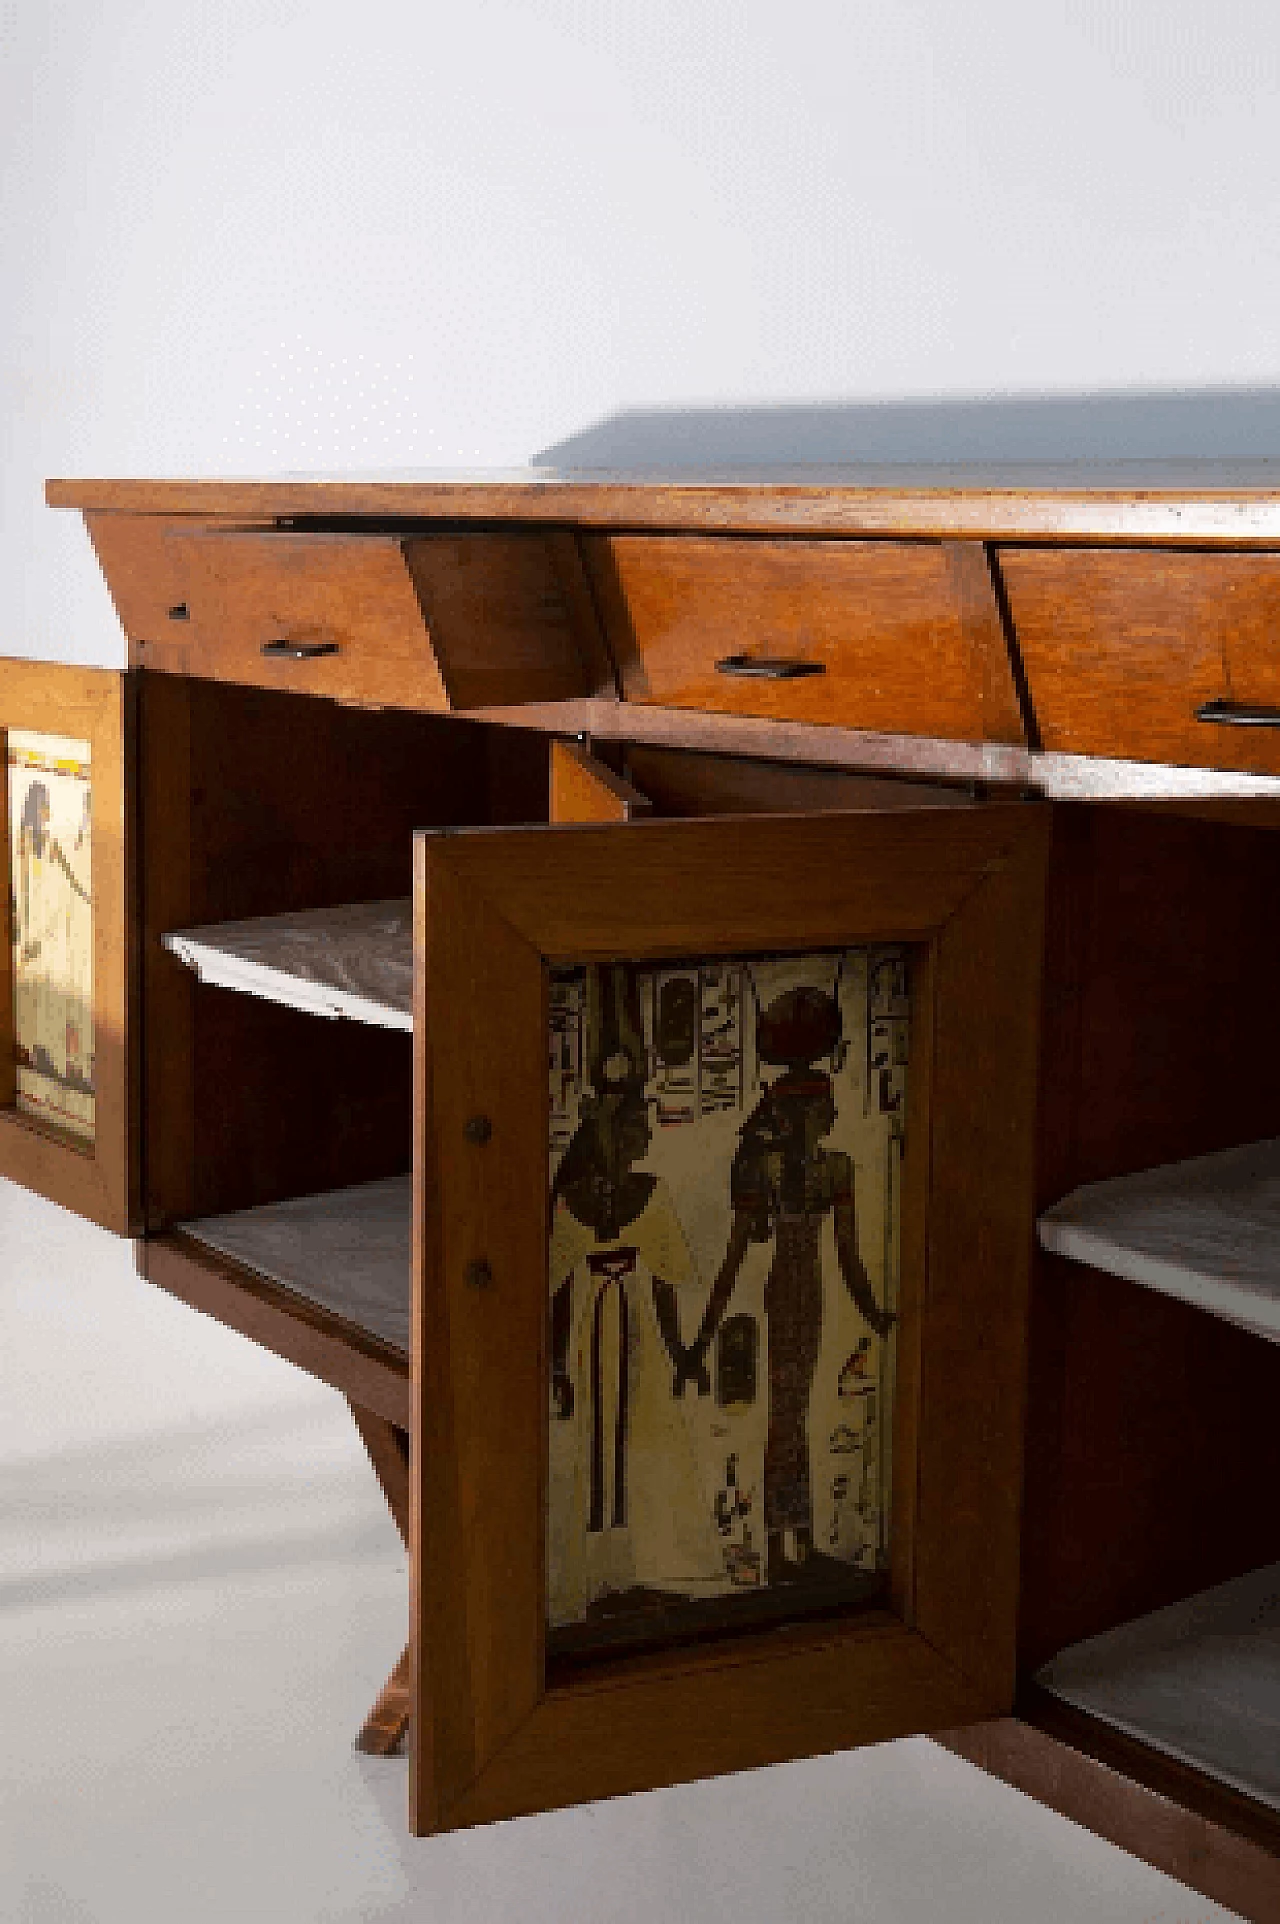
[
  {"xmin": 1, "ymin": 8, "xmax": 1276, "ymax": 1920},
  {"xmin": 3, "ymin": 0, "xmax": 1280, "ymax": 664}
]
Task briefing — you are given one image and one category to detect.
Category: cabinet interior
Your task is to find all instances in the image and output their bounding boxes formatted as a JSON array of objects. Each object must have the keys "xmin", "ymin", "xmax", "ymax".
[
  {"xmin": 139, "ymin": 674, "xmax": 547, "ymax": 1237},
  {"xmin": 134, "ymin": 673, "xmax": 1280, "ymax": 1824},
  {"xmin": 144, "ymin": 676, "xmax": 975, "ymax": 1310},
  {"xmin": 1019, "ymin": 801, "xmax": 1280, "ymax": 1827}
]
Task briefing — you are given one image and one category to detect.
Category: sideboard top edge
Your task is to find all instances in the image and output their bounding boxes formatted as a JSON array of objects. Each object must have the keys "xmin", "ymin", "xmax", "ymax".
[{"xmin": 43, "ymin": 466, "xmax": 1280, "ymax": 542}]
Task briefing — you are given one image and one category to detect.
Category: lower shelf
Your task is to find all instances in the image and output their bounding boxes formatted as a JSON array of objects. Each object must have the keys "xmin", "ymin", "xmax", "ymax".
[
  {"xmin": 177, "ymin": 1176, "xmax": 413, "ymax": 1354},
  {"xmin": 1034, "ymin": 1560, "xmax": 1280, "ymax": 1816}
]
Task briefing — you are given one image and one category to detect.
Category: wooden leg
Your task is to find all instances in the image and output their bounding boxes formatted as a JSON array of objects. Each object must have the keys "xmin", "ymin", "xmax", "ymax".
[
  {"xmin": 349, "ymin": 1397, "xmax": 410, "ymax": 1548},
  {"xmin": 349, "ymin": 1398, "xmax": 412, "ymax": 1753},
  {"xmin": 357, "ymin": 1642, "xmax": 412, "ymax": 1756}
]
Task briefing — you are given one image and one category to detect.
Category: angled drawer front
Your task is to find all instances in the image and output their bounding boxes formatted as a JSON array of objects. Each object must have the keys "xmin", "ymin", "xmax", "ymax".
[
  {"xmin": 1000, "ymin": 547, "xmax": 1280, "ymax": 775},
  {"xmin": 86, "ymin": 517, "xmax": 594, "ymax": 712},
  {"xmin": 582, "ymin": 534, "xmax": 1026, "ymax": 745}
]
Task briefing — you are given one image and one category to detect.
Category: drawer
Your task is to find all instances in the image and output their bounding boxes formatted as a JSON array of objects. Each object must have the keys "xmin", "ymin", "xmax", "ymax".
[
  {"xmin": 581, "ymin": 533, "xmax": 1027, "ymax": 745},
  {"xmin": 85, "ymin": 517, "xmax": 597, "ymax": 712},
  {"xmin": 999, "ymin": 547, "xmax": 1280, "ymax": 775}
]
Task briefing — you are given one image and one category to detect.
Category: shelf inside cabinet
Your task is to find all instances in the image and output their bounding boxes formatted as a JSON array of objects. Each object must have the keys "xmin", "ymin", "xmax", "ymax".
[
  {"xmin": 162, "ymin": 900, "xmax": 413, "ymax": 1030},
  {"xmin": 1037, "ymin": 1138, "xmax": 1280, "ymax": 1344},
  {"xmin": 177, "ymin": 1175, "xmax": 411, "ymax": 1353},
  {"xmin": 1034, "ymin": 1561, "xmax": 1280, "ymax": 1815}
]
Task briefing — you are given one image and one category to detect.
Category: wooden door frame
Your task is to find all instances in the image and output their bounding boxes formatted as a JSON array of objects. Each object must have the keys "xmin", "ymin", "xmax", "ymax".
[
  {"xmin": 0, "ymin": 660, "xmax": 137, "ymax": 1235},
  {"xmin": 410, "ymin": 804, "xmax": 1049, "ymax": 1834}
]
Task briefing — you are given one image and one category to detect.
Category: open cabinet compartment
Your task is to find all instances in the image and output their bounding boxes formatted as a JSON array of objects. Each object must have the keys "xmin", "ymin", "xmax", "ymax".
[
  {"xmin": 131, "ymin": 673, "xmax": 553, "ymax": 1428},
  {"xmin": 151, "ymin": 719, "xmax": 981, "ymax": 1425},
  {"xmin": 1018, "ymin": 801, "xmax": 1280, "ymax": 1851}
]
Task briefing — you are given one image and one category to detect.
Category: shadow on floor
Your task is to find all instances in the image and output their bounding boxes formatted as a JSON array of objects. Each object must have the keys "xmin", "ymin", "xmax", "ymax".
[{"xmin": 0, "ymin": 1510, "xmax": 402, "ymax": 1611}]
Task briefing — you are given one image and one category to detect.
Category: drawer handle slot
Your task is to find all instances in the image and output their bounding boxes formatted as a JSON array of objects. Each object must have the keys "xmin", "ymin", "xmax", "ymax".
[
  {"xmin": 1196, "ymin": 697, "xmax": 1280, "ymax": 728},
  {"xmin": 260, "ymin": 638, "xmax": 342, "ymax": 661},
  {"xmin": 714, "ymin": 653, "xmax": 825, "ymax": 681}
]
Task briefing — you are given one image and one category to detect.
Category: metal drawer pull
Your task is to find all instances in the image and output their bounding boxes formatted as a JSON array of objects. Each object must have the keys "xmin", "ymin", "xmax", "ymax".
[
  {"xmin": 1195, "ymin": 698, "xmax": 1280, "ymax": 728},
  {"xmin": 260, "ymin": 638, "xmax": 341, "ymax": 660},
  {"xmin": 714, "ymin": 653, "xmax": 825, "ymax": 681},
  {"xmin": 167, "ymin": 602, "xmax": 190, "ymax": 621}
]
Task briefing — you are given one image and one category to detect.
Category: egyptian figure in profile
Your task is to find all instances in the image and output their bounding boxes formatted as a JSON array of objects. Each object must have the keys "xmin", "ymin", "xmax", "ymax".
[
  {"xmin": 547, "ymin": 964, "xmax": 725, "ymax": 1628},
  {"xmin": 676, "ymin": 982, "xmax": 895, "ymax": 1587}
]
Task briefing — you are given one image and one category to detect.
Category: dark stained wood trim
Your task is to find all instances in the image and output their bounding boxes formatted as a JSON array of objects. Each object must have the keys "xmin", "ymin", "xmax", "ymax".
[
  {"xmin": 912, "ymin": 811, "xmax": 1049, "ymax": 1701},
  {"xmin": 1016, "ymin": 1681, "xmax": 1280, "ymax": 1860},
  {"xmin": 984, "ymin": 544, "xmax": 1043, "ymax": 752},
  {"xmin": 933, "ymin": 1712, "xmax": 1280, "ymax": 1923},
  {"xmin": 141, "ymin": 1232, "xmax": 411, "ymax": 1428}
]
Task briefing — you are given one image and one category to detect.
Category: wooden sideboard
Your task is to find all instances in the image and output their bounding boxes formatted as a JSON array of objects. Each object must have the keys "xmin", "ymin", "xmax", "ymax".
[{"xmin": 8, "ymin": 466, "xmax": 1280, "ymax": 1916}]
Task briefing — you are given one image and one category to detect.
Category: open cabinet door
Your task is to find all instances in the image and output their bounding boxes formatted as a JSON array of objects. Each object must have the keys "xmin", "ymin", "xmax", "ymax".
[
  {"xmin": 0, "ymin": 659, "xmax": 137, "ymax": 1235},
  {"xmin": 409, "ymin": 801, "xmax": 1050, "ymax": 1834}
]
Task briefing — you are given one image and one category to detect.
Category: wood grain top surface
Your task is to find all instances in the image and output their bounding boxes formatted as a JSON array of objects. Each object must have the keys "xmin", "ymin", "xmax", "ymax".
[{"xmin": 44, "ymin": 462, "xmax": 1280, "ymax": 541}]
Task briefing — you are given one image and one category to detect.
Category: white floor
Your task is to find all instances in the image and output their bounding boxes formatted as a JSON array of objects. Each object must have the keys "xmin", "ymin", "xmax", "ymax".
[{"xmin": 0, "ymin": 1186, "xmax": 1243, "ymax": 1924}]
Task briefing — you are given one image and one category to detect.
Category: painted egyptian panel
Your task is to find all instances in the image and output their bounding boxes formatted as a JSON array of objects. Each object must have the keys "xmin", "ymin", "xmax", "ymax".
[
  {"xmin": 7, "ymin": 731, "xmax": 95, "ymax": 1143},
  {"xmin": 547, "ymin": 947, "xmax": 908, "ymax": 1662}
]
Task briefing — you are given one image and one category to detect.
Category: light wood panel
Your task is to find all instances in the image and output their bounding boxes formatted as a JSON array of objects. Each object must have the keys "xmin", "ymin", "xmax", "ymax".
[
  {"xmin": 549, "ymin": 737, "xmax": 651, "ymax": 822},
  {"xmin": 583, "ymin": 534, "xmax": 1027, "ymax": 744},
  {"xmin": 403, "ymin": 533, "xmax": 595, "ymax": 707},
  {"xmin": 0, "ymin": 659, "xmax": 138, "ymax": 1234},
  {"xmin": 88, "ymin": 517, "xmax": 596, "ymax": 712},
  {"xmin": 1001, "ymin": 548, "xmax": 1280, "ymax": 776}
]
